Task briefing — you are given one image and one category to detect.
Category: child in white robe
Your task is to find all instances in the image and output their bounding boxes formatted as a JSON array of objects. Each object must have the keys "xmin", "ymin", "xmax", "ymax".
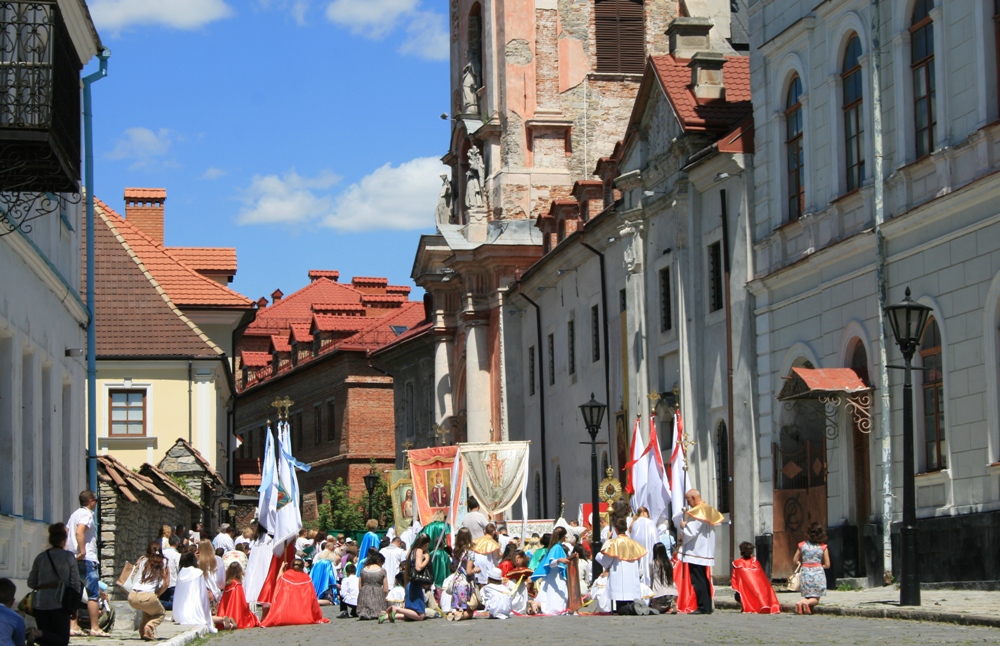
[{"xmin": 481, "ymin": 568, "xmax": 512, "ymax": 620}]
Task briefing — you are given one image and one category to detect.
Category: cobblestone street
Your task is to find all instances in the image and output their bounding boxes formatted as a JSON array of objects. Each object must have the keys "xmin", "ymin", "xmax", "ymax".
[{"xmin": 197, "ymin": 606, "xmax": 1000, "ymax": 645}]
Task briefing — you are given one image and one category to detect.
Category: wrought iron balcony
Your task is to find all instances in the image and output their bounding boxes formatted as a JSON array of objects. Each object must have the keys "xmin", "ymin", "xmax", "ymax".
[{"xmin": 1, "ymin": 1, "xmax": 83, "ymax": 194}]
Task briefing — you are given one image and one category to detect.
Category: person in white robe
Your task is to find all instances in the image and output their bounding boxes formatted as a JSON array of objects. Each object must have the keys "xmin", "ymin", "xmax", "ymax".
[
  {"xmin": 379, "ymin": 537, "xmax": 407, "ymax": 585},
  {"xmin": 588, "ymin": 572, "xmax": 612, "ymax": 613},
  {"xmin": 628, "ymin": 509, "xmax": 659, "ymax": 584},
  {"xmin": 679, "ymin": 489, "xmax": 723, "ymax": 614},
  {"xmin": 172, "ymin": 553, "xmax": 222, "ymax": 633},
  {"xmin": 481, "ymin": 568, "xmax": 512, "ymax": 619},
  {"xmin": 595, "ymin": 517, "xmax": 646, "ymax": 615}
]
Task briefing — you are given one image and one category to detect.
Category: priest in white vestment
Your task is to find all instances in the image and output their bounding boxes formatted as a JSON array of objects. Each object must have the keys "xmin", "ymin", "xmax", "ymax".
[
  {"xmin": 679, "ymin": 489, "xmax": 724, "ymax": 614},
  {"xmin": 594, "ymin": 517, "xmax": 647, "ymax": 614}
]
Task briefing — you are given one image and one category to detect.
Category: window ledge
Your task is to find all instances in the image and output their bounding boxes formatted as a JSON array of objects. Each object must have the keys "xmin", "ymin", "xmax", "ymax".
[
  {"xmin": 914, "ymin": 468, "xmax": 950, "ymax": 483},
  {"xmin": 987, "ymin": 462, "xmax": 1000, "ymax": 474},
  {"xmin": 98, "ymin": 436, "xmax": 157, "ymax": 449}
]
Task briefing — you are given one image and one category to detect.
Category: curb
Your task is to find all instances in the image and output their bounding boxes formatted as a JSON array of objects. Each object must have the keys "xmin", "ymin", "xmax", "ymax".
[
  {"xmin": 160, "ymin": 626, "xmax": 211, "ymax": 646},
  {"xmin": 714, "ymin": 599, "xmax": 1000, "ymax": 628}
]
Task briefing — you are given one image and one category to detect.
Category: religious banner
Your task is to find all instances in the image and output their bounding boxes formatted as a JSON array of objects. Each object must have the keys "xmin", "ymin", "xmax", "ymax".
[
  {"xmin": 408, "ymin": 446, "xmax": 462, "ymax": 528},
  {"xmin": 458, "ymin": 441, "xmax": 530, "ymax": 516},
  {"xmin": 388, "ymin": 469, "xmax": 414, "ymax": 536}
]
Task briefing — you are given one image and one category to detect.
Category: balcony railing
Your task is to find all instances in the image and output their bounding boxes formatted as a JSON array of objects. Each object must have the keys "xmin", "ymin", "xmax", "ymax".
[{"xmin": 1, "ymin": 1, "xmax": 83, "ymax": 193}]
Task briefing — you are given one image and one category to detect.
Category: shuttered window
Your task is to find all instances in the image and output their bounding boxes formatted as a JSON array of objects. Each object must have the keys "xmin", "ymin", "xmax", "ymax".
[{"xmin": 595, "ymin": 0, "xmax": 645, "ymax": 74}]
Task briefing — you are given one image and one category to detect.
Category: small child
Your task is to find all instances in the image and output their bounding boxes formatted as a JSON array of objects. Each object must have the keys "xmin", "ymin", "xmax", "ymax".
[
  {"xmin": 386, "ymin": 572, "xmax": 405, "ymax": 609},
  {"xmin": 588, "ymin": 570, "xmax": 612, "ymax": 613},
  {"xmin": 338, "ymin": 563, "xmax": 359, "ymax": 618},
  {"xmin": 480, "ymin": 568, "xmax": 512, "ymax": 620}
]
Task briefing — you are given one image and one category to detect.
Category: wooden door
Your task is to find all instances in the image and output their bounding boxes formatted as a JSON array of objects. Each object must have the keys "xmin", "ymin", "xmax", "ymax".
[{"xmin": 772, "ymin": 437, "xmax": 827, "ymax": 579}]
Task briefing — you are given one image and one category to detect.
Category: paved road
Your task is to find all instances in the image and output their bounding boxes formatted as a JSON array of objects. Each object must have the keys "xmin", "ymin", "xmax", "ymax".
[{"xmin": 205, "ymin": 606, "xmax": 1000, "ymax": 645}]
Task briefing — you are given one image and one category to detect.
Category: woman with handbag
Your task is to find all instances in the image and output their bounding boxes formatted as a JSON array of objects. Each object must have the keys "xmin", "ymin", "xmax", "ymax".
[
  {"xmin": 393, "ymin": 534, "xmax": 431, "ymax": 621},
  {"xmin": 26, "ymin": 523, "xmax": 81, "ymax": 646},
  {"xmin": 792, "ymin": 523, "xmax": 831, "ymax": 615},
  {"xmin": 128, "ymin": 541, "xmax": 170, "ymax": 641},
  {"xmin": 447, "ymin": 529, "xmax": 478, "ymax": 621}
]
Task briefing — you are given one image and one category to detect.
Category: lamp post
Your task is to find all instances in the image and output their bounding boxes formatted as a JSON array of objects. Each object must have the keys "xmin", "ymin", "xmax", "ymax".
[
  {"xmin": 884, "ymin": 286, "xmax": 932, "ymax": 606},
  {"xmin": 579, "ymin": 393, "xmax": 607, "ymax": 584},
  {"xmin": 363, "ymin": 466, "xmax": 379, "ymax": 523}
]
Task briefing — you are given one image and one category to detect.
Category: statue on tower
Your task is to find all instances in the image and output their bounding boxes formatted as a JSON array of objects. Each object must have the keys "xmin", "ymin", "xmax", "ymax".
[
  {"xmin": 435, "ymin": 173, "xmax": 454, "ymax": 224},
  {"xmin": 465, "ymin": 147, "xmax": 485, "ymax": 210},
  {"xmin": 461, "ymin": 60, "xmax": 480, "ymax": 114}
]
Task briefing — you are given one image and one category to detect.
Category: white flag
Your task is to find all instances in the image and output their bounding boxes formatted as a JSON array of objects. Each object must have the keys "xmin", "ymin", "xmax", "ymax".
[
  {"xmin": 645, "ymin": 416, "xmax": 671, "ymax": 525},
  {"xmin": 626, "ymin": 417, "xmax": 646, "ymax": 512},
  {"xmin": 256, "ymin": 427, "xmax": 277, "ymax": 534},
  {"xmin": 271, "ymin": 421, "xmax": 303, "ymax": 555},
  {"xmin": 669, "ymin": 412, "xmax": 687, "ymax": 530}
]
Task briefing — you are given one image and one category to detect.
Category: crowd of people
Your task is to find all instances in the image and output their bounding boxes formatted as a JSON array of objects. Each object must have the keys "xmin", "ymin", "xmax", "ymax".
[{"xmin": 0, "ymin": 489, "xmax": 834, "ymax": 645}]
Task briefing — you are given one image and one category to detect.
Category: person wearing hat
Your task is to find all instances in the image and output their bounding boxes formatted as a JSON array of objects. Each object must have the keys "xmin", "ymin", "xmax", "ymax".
[{"xmin": 480, "ymin": 567, "xmax": 512, "ymax": 619}]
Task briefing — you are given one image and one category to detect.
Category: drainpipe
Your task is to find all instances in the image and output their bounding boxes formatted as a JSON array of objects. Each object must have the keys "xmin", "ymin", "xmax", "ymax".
[
  {"xmin": 580, "ymin": 237, "xmax": 614, "ymax": 452},
  {"xmin": 720, "ymin": 189, "xmax": 736, "ymax": 562},
  {"xmin": 869, "ymin": 0, "xmax": 894, "ymax": 583},
  {"xmin": 518, "ymin": 288, "xmax": 548, "ymax": 518},
  {"xmin": 188, "ymin": 360, "xmax": 193, "ymax": 443},
  {"xmin": 84, "ymin": 49, "xmax": 110, "ymax": 494}
]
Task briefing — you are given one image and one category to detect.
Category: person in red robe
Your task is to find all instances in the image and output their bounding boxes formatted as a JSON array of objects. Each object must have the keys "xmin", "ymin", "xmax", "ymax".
[
  {"xmin": 730, "ymin": 542, "xmax": 780, "ymax": 614},
  {"xmin": 260, "ymin": 559, "xmax": 330, "ymax": 627},
  {"xmin": 217, "ymin": 563, "xmax": 261, "ymax": 629}
]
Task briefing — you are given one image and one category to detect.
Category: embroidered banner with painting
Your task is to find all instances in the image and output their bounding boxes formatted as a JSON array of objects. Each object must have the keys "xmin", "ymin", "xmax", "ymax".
[
  {"xmin": 408, "ymin": 446, "xmax": 463, "ymax": 527},
  {"xmin": 388, "ymin": 469, "xmax": 414, "ymax": 536},
  {"xmin": 458, "ymin": 441, "xmax": 530, "ymax": 516}
]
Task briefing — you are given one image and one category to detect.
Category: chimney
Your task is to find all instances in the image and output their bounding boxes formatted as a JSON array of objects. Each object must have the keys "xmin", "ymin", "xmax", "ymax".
[
  {"xmin": 256, "ymin": 296, "xmax": 269, "ymax": 309},
  {"xmin": 271, "ymin": 288, "xmax": 284, "ymax": 303},
  {"xmin": 124, "ymin": 188, "xmax": 166, "ymax": 245},
  {"xmin": 689, "ymin": 51, "xmax": 726, "ymax": 100},
  {"xmin": 666, "ymin": 17, "xmax": 713, "ymax": 59}
]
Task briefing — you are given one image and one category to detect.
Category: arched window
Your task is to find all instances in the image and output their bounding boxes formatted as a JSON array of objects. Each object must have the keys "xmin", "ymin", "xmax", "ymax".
[
  {"xmin": 714, "ymin": 421, "xmax": 730, "ymax": 513},
  {"xmin": 851, "ymin": 340, "xmax": 871, "ymax": 386},
  {"xmin": 920, "ymin": 317, "xmax": 945, "ymax": 471},
  {"xmin": 911, "ymin": 0, "xmax": 936, "ymax": 159},
  {"xmin": 842, "ymin": 35, "xmax": 865, "ymax": 192},
  {"xmin": 595, "ymin": 0, "xmax": 645, "ymax": 74},
  {"xmin": 785, "ymin": 75, "xmax": 805, "ymax": 220}
]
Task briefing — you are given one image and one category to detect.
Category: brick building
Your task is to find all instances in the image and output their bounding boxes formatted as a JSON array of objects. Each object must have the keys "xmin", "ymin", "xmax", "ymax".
[{"xmin": 234, "ymin": 271, "xmax": 425, "ymax": 518}]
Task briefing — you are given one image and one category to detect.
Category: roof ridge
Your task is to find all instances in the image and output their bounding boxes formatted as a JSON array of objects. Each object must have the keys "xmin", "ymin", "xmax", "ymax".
[
  {"xmin": 96, "ymin": 204, "xmax": 223, "ymax": 356},
  {"xmin": 95, "ymin": 197, "xmax": 252, "ymax": 307}
]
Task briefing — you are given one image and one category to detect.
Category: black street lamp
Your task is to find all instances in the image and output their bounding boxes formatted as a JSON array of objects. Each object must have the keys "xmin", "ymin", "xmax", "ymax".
[
  {"xmin": 363, "ymin": 466, "xmax": 379, "ymax": 523},
  {"xmin": 884, "ymin": 286, "xmax": 932, "ymax": 607},
  {"xmin": 579, "ymin": 393, "xmax": 607, "ymax": 584}
]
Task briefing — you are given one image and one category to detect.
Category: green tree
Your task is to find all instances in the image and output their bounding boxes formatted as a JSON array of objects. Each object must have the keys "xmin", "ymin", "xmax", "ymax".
[{"xmin": 314, "ymin": 462, "xmax": 394, "ymax": 532}]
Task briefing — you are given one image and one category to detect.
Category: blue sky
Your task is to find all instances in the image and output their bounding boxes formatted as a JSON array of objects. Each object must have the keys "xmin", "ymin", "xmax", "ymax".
[{"xmin": 84, "ymin": 0, "xmax": 451, "ymax": 302}]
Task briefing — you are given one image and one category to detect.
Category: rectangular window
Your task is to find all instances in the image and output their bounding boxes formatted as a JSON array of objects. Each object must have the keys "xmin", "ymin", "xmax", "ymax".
[
  {"xmin": 314, "ymin": 405, "xmax": 322, "ymax": 445},
  {"xmin": 911, "ymin": 11, "xmax": 936, "ymax": 159},
  {"xmin": 619, "ymin": 288, "xmax": 627, "ymax": 313},
  {"xmin": 659, "ymin": 267, "xmax": 672, "ymax": 331},
  {"xmin": 528, "ymin": 346, "xmax": 536, "ymax": 395},
  {"xmin": 548, "ymin": 334, "xmax": 555, "ymax": 385},
  {"xmin": 567, "ymin": 320, "xmax": 576, "ymax": 375},
  {"xmin": 591, "ymin": 305, "xmax": 601, "ymax": 362},
  {"xmin": 708, "ymin": 241, "xmax": 724, "ymax": 312},
  {"xmin": 109, "ymin": 389, "xmax": 146, "ymax": 437},
  {"xmin": 327, "ymin": 401, "xmax": 336, "ymax": 442}
]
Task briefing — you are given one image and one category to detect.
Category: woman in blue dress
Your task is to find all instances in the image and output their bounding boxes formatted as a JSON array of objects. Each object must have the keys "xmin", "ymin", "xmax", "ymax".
[
  {"xmin": 792, "ymin": 522, "xmax": 830, "ymax": 615},
  {"xmin": 531, "ymin": 527, "xmax": 571, "ymax": 614},
  {"xmin": 394, "ymin": 534, "xmax": 430, "ymax": 622}
]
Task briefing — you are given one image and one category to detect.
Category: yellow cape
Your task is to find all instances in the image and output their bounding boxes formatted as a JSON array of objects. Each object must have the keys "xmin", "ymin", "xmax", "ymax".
[
  {"xmin": 600, "ymin": 534, "xmax": 647, "ymax": 562},
  {"xmin": 685, "ymin": 502, "xmax": 725, "ymax": 526},
  {"xmin": 472, "ymin": 535, "xmax": 501, "ymax": 554}
]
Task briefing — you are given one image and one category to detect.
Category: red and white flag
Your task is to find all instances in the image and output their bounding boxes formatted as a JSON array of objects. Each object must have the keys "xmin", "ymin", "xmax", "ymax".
[
  {"xmin": 669, "ymin": 412, "xmax": 687, "ymax": 529},
  {"xmin": 624, "ymin": 417, "xmax": 646, "ymax": 500},
  {"xmin": 645, "ymin": 415, "xmax": 671, "ymax": 525}
]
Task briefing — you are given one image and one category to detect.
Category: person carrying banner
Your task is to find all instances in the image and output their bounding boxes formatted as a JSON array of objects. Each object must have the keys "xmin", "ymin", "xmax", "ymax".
[{"xmin": 676, "ymin": 489, "xmax": 724, "ymax": 614}]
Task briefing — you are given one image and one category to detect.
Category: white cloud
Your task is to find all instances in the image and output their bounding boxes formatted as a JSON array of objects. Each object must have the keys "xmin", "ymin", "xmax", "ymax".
[
  {"xmin": 106, "ymin": 127, "xmax": 174, "ymax": 170},
  {"xmin": 324, "ymin": 0, "xmax": 447, "ymax": 60},
  {"xmin": 237, "ymin": 169, "xmax": 342, "ymax": 225},
  {"xmin": 399, "ymin": 11, "xmax": 449, "ymax": 61},
  {"xmin": 89, "ymin": 0, "xmax": 234, "ymax": 31},
  {"xmin": 202, "ymin": 167, "xmax": 227, "ymax": 180},
  {"xmin": 257, "ymin": 0, "xmax": 310, "ymax": 25},
  {"xmin": 324, "ymin": 0, "xmax": 417, "ymax": 37},
  {"xmin": 322, "ymin": 157, "xmax": 444, "ymax": 231}
]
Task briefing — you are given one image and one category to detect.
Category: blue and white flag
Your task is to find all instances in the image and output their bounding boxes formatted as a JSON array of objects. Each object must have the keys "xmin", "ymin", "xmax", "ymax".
[{"xmin": 256, "ymin": 427, "xmax": 278, "ymax": 534}]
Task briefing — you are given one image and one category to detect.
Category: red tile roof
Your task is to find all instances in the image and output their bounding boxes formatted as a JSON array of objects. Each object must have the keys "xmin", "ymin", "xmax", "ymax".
[
  {"xmin": 124, "ymin": 187, "xmax": 166, "ymax": 200},
  {"xmin": 85, "ymin": 206, "xmax": 222, "ymax": 357},
  {"xmin": 386, "ymin": 285, "xmax": 412, "ymax": 295},
  {"xmin": 165, "ymin": 247, "xmax": 238, "ymax": 274},
  {"xmin": 361, "ymin": 293, "xmax": 408, "ymax": 304},
  {"xmin": 94, "ymin": 199, "xmax": 253, "ymax": 309},
  {"xmin": 289, "ymin": 323, "xmax": 313, "ymax": 343},
  {"xmin": 649, "ymin": 54, "xmax": 751, "ymax": 134},
  {"xmin": 240, "ymin": 351, "xmax": 272, "ymax": 368},
  {"xmin": 308, "ymin": 270, "xmax": 340, "ymax": 281},
  {"xmin": 371, "ymin": 318, "xmax": 434, "ymax": 356},
  {"xmin": 340, "ymin": 301, "xmax": 426, "ymax": 350},
  {"xmin": 270, "ymin": 335, "xmax": 291, "ymax": 353},
  {"xmin": 312, "ymin": 314, "xmax": 368, "ymax": 333},
  {"xmin": 717, "ymin": 115, "xmax": 755, "ymax": 154},
  {"xmin": 313, "ymin": 302, "xmax": 366, "ymax": 314},
  {"xmin": 251, "ymin": 278, "xmax": 363, "ymax": 326}
]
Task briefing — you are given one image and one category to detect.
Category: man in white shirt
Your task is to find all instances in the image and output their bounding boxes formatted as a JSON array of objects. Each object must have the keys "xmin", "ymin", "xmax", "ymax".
[
  {"xmin": 379, "ymin": 537, "xmax": 406, "ymax": 584},
  {"xmin": 159, "ymin": 535, "xmax": 181, "ymax": 610},
  {"xmin": 67, "ymin": 490, "xmax": 103, "ymax": 635},
  {"xmin": 212, "ymin": 524, "xmax": 236, "ymax": 552},
  {"xmin": 463, "ymin": 497, "xmax": 489, "ymax": 540},
  {"xmin": 679, "ymin": 489, "xmax": 723, "ymax": 615}
]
